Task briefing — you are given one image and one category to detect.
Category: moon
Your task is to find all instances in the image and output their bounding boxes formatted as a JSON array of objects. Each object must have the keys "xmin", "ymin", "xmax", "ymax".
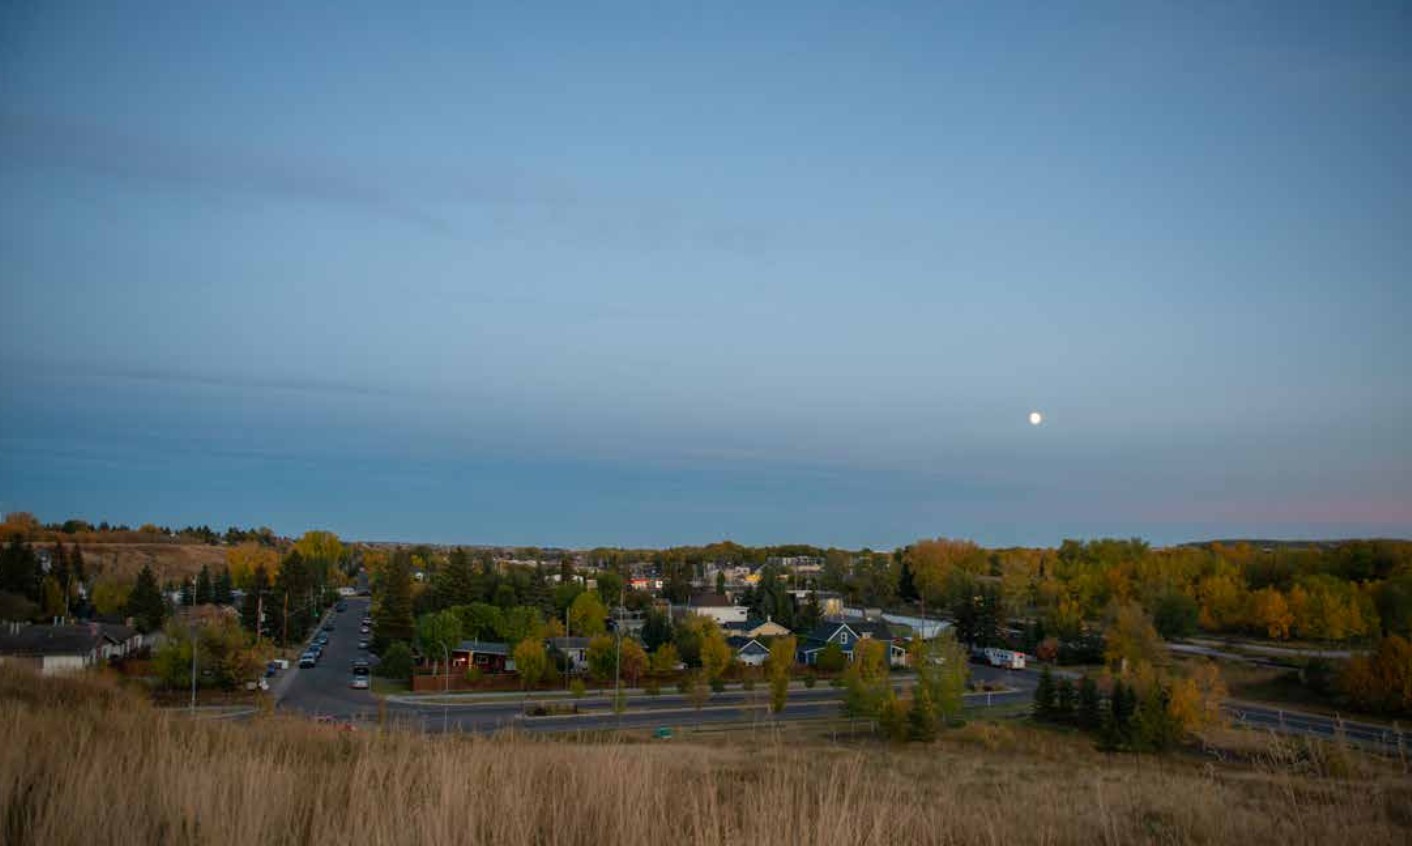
[{"xmin": 1029, "ymin": 411, "xmax": 1043, "ymax": 426}]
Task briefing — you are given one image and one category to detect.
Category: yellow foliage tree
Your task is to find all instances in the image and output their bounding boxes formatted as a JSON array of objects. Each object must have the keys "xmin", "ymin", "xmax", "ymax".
[
  {"xmin": 908, "ymin": 538, "xmax": 985, "ymax": 606},
  {"xmin": 1104, "ymin": 601, "xmax": 1163, "ymax": 674},
  {"xmin": 226, "ymin": 543, "xmax": 279, "ymax": 590},
  {"xmin": 1167, "ymin": 661, "xmax": 1227, "ymax": 734},
  {"xmin": 1248, "ymin": 587, "xmax": 1294, "ymax": 640}
]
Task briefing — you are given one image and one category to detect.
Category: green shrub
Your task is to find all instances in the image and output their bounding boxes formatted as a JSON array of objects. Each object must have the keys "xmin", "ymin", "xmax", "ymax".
[
  {"xmin": 570, "ymin": 678, "xmax": 586, "ymax": 698},
  {"xmin": 710, "ymin": 678, "xmax": 726, "ymax": 694},
  {"xmin": 804, "ymin": 671, "xmax": 817, "ymax": 689},
  {"xmin": 375, "ymin": 641, "xmax": 413, "ymax": 680}
]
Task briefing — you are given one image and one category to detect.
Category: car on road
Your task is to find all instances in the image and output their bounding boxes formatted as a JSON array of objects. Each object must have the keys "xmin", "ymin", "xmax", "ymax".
[
  {"xmin": 321, "ymin": 622, "xmax": 336, "ymax": 632},
  {"xmin": 264, "ymin": 661, "xmax": 281, "ymax": 678},
  {"xmin": 350, "ymin": 676, "xmax": 370, "ymax": 689},
  {"xmin": 335, "ymin": 602, "xmax": 347, "ymax": 612},
  {"xmin": 298, "ymin": 654, "xmax": 317, "ymax": 669},
  {"xmin": 351, "ymin": 659, "xmax": 370, "ymax": 675},
  {"xmin": 357, "ymin": 639, "xmax": 369, "ymax": 650},
  {"xmin": 314, "ymin": 633, "xmax": 329, "ymax": 646}
]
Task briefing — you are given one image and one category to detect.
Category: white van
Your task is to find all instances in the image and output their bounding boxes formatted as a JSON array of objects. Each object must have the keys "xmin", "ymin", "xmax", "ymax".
[{"xmin": 982, "ymin": 648, "xmax": 1026, "ymax": 670}]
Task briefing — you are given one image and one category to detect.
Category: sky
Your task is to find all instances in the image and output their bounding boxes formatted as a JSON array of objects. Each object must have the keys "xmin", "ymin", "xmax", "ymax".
[{"xmin": 2, "ymin": 2, "xmax": 1409, "ymax": 548}]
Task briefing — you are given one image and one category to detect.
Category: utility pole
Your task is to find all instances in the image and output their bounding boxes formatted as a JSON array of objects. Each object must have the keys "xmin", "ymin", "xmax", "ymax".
[
  {"xmin": 189, "ymin": 576, "xmax": 198, "ymax": 715},
  {"xmin": 613, "ymin": 580, "xmax": 624, "ymax": 718}
]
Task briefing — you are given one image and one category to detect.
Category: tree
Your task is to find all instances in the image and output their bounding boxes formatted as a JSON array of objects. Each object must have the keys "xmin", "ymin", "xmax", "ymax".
[
  {"xmin": 586, "ymin": 635, "xmax": 617, "ymax": 684},
  {"xmin": 1104, "ymin": 601, "xmax": 1163, "ymax": 674},
  {"xmin": 909, "ymin": 632, "xmax": 968, "ymax": 730},
  {"xmin": 126, "ymin": 564, "xmax": 167, "ymax": 633},
  {"xmin": 239, "ymin": 565, "xmax": 270, "ymax": 636},
  {"xmin": 620, "ymin": 638, "xmax": 648, "ymax": 686},
  {"xmin": 1167, "ymin": 661, "xmax": 1228, "ymax": 734},
  {"xmin": 1055, "ymin": 677, "xmax": 1076, "ymax": 722},
  {"xmin": 715, "ymin": 570, "xmax": 726, "ymax": 596},
  {"xmin": 294, "ymin": 530, "xmax": 344, "ymax": 576},
  {"xmin": 376, "ymin": 641, "xmax": 414, "ymax": 681},
  {"xmin": 497, "ymin": 606, "xmax": 543, "ymax": 646},
  {"xmin": 1152, "ymin": 592, "xmax": 1199, "ymax": 639},
  {"xmin": 195, "ymin": 565, "xmax": 214, "ymax": 605},
  {"xmin": 417, "ymin": 610, "xmax": 463, "ymax": 674},
  {"xmin": 0, "ymin": 536, "xmax": 41, "ymax": 603},
  {"xmin": 908, "ymin": 538, "xmax": 986, "ymax": 607},
  {"xmin": 514, "ymin": 638, "xmax": 548, "ymax": 691},
  {"xmin": 698, "ymin": 624, "xmax": 732, "ymax": 682},
  {"xmin": 686, "ymin": 670, "xmax": 710, "ymax": 716},
  {"xmin": 179, "ymin": 578, "xmax": 195, "ymax": 608},
  {"xmin": 453, "ymin": 602, "xmax": 504, "ymax": 641},
  {"xmin": 841, "ymin": 639, "xmax": 891, "ymax": 720},
  {"xmin": 436, "ymin": 548, "xmax": 479, "ymax": 609},
  {"xmin": 768, "ymin": 636, "xmax": 797, "ymax": 715},
  {"xmin": 1034, "ymin": 665, "xmax": 1057, "ymax": 721},
  {"xmin": 650, "ymin": 642, "xmax": 680, "ymax": 675},
  {"xmin": 90, "ymin": 578, "xmax": 130, "ymax": 618},
  {"xmin": 1339, "ymin": 635, "xmax": 1412, "ymax": 715},
  {"xmin": 568, "ymin": 591, "xmax": 608, "ymax": 637},
  {"xmin": 1077, "ymin": 675, "xmax": 1101, "ymax": 730},
  {"xmin": 641, "ymin": 609, "xmax": 674, "ymax": 652},
  {"xmin": 907, "ymin": 683, "xmax": 938, "ymax": 741},
  {"xmin": 816, "ymin": 641, "xmax": 846, "ymax": 673},
  {"xmin": 1248, "ymin": 587, "xmax": 1295, "ymax": 640},
  {"xmin": 376, "ymin": 552, "xmax": 416, "ymax": 644},
  {"xmin": 213, "ymin": 568, "xmax": 234, "ymax": 605},
  {"xmin": 226, "ymin": 543, "xmax": 279, "ymax": 590}
]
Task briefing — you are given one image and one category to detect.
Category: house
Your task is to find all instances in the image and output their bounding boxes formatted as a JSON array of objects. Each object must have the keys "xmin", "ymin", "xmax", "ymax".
[
  {"xmin": 685, "ymin": 592, "xmax": 748, "ymax": 625},
  {"xmin": 547, "ymin": 636, "xmax": 590, "ymax": 673},
  {"xmin": 0, "ymin": 622, "xmax": 123, "ymax": 675},
  {"xmin": 452, "ymin": 640, "xmax": 515, "ymax": 674},
  {"xmin": 797, "ymin": 620, "xmax": 908, "ymax": 668},
  {"xmin": 726, "ymin": 635, "xmax": 771, "ymax": 667},
  {"xmin": 722, "ymin": 617, "xmax": 792, "ymax": 640}
]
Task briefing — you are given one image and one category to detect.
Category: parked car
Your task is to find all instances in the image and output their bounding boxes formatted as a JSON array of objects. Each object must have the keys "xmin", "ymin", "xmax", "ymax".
[
  {"xmin": 298, "ymin": 654, "xmax": 317, "ymax": 669},
  {"xmin": 350, "ymin": 676, "xmax": 370, "ymax": 690},
  {"xmin": 322, "ymin": 622, "xmax": 335, "ymax": 632},
  {"xmin": 357, "ymin": 639, "xmax": 369, "ymax": 650},
  {"xmin": 351, "ymin": 660, "xmax": 370, "ymax": 675},
  {"xmin": 335, "ymin": 602, "xmax": 348, "ymax": 612},
  {"xmin": 264, "ymin": 661, "xmax": 280, "ymax": 677}
]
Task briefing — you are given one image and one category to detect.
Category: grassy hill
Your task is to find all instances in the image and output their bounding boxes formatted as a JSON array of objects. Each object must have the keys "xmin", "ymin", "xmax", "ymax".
[
  {"xmin": 1, "ymin": 668, "xmax": 1408, "ymax": 845},
  {"xmin": 35, "ymin": 541, "xmax": 231, "ymax": 584}
]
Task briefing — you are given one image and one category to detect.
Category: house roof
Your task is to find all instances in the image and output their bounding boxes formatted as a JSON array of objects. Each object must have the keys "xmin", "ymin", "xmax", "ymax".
[
  {"xmin": 801, "ymin": 619, "xmax": 894, "ymax": 646},
  {"xmin": 726, "ymin": 635, "xmax": 768, "ymax": 654},
  {"xmin": 0, "ymin": 624, "xmax": 104, "ymax": 657},
  {"xmin": 689, "ymin": 592, "xmax": 733, "ymax": 607},
  {"xmin": 547, "ymin": 637, "xmax": 591, "ymax": 650},
  {"xmin": 454, "ymin": 640, "xmax": 510, "ymax": 656}
]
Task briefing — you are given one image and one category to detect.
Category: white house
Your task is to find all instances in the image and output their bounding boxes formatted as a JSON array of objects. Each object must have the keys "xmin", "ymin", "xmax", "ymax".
[{"xmin": 684, "ymin": 593, "xmax": 748, "ymax": 625}]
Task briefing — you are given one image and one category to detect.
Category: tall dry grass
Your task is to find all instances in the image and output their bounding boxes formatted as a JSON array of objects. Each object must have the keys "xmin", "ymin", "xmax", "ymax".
[{"xmin": 1, "ymin": 667, "xmax": 1408, "ymax": 846}]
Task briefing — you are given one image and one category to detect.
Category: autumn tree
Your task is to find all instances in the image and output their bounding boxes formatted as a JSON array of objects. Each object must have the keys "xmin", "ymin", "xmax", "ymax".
[
  {"xmin": 1248, "ymin": 587, "xmax": 1294, "ymax": 640},
  {"xmin": 698, "ymin": 622, "xmax": 732, "ymax": 682},
  {"xmin": 650, "ymin": 642, "xmax": 680, "ymax": 675},
  {"xmin": 514, "ymin": 638, "xmax": 548, "ymax": 691},
  {"xmin": 568, "ymin": 591, "xmax": 608, "ymax": 637},
  {"xmin": 908, "ymin": 538, "xmax": 985, "ymax": 608},
  {"xmin": 226, "ymin": 542, "xmax": 279, "ymax": 590},
  {"xmin": 1166, "ymin": 661, "xmax": 1228, "ymax": 734},
  {"xmin": 1104, "ymin": 601, "xmax": 1163, "ymax": 675},
  {"xmin": 620, "ymin": 638, "xmax": 648, "ymax": 686},
  {"xmin": 767, "ymin": 635, "xmax": 797, "ymax": 714},
  {"xmin": 586, "ymin": 635, "xmax": 617, "ymax": 684}
]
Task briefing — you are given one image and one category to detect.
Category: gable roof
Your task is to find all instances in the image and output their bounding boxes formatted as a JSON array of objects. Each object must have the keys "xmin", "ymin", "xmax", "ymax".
[
  {"xmin": 689, "ymin": 592, "xmax": 734, "ymax": 608},
  {"xmin": 726, "ymin": 635, "xmax": 768, "ymax": 654},
  {"xmin": 454, "ymin": 640, "xmax": 510, "ymax": 656},
  {"xmin": 801, "ymin": 619, "xmax": 894, "ymax": 647},
  {"xmin": 547, "ymin": 637, "xmax": 591, "ymax": 651},
  {"xmin": 0, "ymin": 624, "xmax": 104, "ymax": 657}
]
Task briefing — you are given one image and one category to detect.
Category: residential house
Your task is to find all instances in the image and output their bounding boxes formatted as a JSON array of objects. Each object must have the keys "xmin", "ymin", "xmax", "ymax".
[
  {"xmin": 685, "ymin": 592, "xmax": 748, "ymax": 625},
  {"xmin": 722, "ymin": 617, "xmax": 791, "ymax": 640},
  {"xmin": 797, "ymin": 620, "xmax": 907, "ymax": 668},
  {"xmin": 452, "ymin": 640, "xmax": 515, "ymax": 674},
  {"xmin": 726, "ymin": 635, "xmax": 771, "ymax": 667},
  {"xmin": 0, "ymin": 622, "xmax": 145, "ymax": 675},
  {"xmin": 547, "ymin": 636, "xmax": 590, "ymax": 673}
]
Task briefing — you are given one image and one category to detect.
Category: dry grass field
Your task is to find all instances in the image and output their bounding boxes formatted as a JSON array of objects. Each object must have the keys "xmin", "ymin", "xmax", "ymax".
[
  {"xmin": 47, "ymin": 542, "xmax": 230, "ymax": 584},
  {"xmin": 2, "ymin": 667, "xmax": 1408, "ymax": 846}
]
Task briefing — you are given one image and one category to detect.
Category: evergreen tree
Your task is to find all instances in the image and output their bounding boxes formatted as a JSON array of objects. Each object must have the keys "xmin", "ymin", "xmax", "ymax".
[
  {"xmin": 1077, "ymin": 675, "xmax": 1101, "ymax": 731},
  {"xmin": 179, "ymin": 578, "xmax": 195, "ymax": 607},
  {"xmin": 797, "ymin": 590, "xmax": 823, "ymax": 631},
  {"xmin": 195, "ymin": 565, "xmax": 214, "ymax": 605},
  {"xmin": 376, "ymin": 551, "xmax": 416, "ymax": 643},
  {"xmin": 436, "ymin": 547, "xmax": 478, "ymax": 609},
  {"xmin": 69, "ymin": 543, "xmax": 86, "ymax": 594},
  {"xmin": 715, "ymin": 570, "xmax": 726, "ymax": 595},
  {"xmin": 239, "ymin": 565, "xmax": 269, "ymax": 635},
  {"xmin": 526, "ymin": 563, "xmax": 555, "ymax": 618},
  {"xmin": 1134, "ymin": 682, "xmax": 1183, "ymax": 753},
  {"xmin": 641, "ymin": 608, "xmax": 674, "ymax": 652},
  {"xmin": 898, "ymin": 552, "xmax": 918, "ymax": 603},
  {"xmin": 1055, "ymin": 677, "xmax": 1077, "ymax": 723},
  {"xmin": 214, "ymin": 567, "xmax": 234, "ymax": 605},
  {"xmin": 126, "ymin": 564, "xmax": 167, "ymax": 633},
  {"xmin": 907, "ymin": 683, "xmax": 938, "ymax": 741},
  {"xmin": 0, "ymin": 535, "xmax": 41, "ymax": 602},
  {"xmin": 1034, "ymin": 665, "xmax": 1057, "ymax": 721},
  {"xmin": 276, "ymin": 550, "xmax": 315, "ymax": 643}
]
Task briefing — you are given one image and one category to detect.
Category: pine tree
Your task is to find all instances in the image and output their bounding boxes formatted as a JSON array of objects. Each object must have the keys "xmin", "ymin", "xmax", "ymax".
[
  {"xmin": 214, "ymin": 567, "xmax": 234, "ymax": 605},
  {"xmin": 376, "ymin": 552, "xmax": 416, "ymax": 643},
  {"xmin": 195, "ymin": 565, "xmax": 214, "ymax": 605},
  {"xmin": 69, "ymin": 544, "xmax": 86, "ymax": 593},
  {"xmin": 126, "ymin": 564, "xmax": 167, "ymax": 633},
  {"xmin": 0, "ymin": 535, "xmax": 42, "ymax": 602},
  {"xmin": 1055, "ymin": 677, "xmax": 1077, "ymax": 723},
  {"xmin": 908, "ymin": 683, "xmax": 939, "ymax": 741},
  {"xmin": 239, "ymin": 565, "xmax": 268, "ymax": 635},
  {"xmin": 1102, "ymin": 679, "xmax": 1134, "ymax": 750},
  {"xmin": 1077, "ymin": 675, "xmax": 1101, "ymax": 730},
  {"xmin": 179, "ymin": 579, "xmax": 195, "ymax": 607},
  {"xmin": 1034, "ymin": 664, "xmax": 1057, "ymax": 721}
]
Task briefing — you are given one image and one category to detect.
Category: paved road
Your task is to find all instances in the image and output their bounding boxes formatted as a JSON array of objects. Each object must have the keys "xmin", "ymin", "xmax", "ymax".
[
  {"xmin": 275, "ymin": 598, "xmax": 377, "ymax": 718},
  {"xmin": 1222, "ymin": 700, "xmax": 1407, "ymax": 751}
]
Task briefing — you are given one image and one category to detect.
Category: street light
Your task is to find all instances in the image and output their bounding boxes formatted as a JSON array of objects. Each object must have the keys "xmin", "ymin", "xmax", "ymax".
[{"xmin": 440, "ymin": 641, "xmax": 451, "ymax": 733}]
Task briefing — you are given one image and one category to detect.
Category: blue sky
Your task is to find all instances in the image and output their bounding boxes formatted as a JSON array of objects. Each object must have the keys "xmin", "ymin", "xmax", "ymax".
[{"xmin": 2, "ymin": 2, "xmax": 1409, "ymax": 547}]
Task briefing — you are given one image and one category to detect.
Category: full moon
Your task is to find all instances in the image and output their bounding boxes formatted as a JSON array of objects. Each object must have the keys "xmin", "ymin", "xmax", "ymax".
[{"xmin": 1029, "ymin": 411, "xmax": 1043, "ymax": 426}]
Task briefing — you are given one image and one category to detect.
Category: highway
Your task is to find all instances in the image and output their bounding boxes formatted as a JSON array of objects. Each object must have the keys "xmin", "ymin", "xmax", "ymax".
[{"xmin": 276, "ymin": 600, "xmax": 1406, "ymax": 754}]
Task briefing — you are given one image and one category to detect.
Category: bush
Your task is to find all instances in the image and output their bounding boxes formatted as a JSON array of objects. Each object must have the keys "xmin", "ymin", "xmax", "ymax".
[
  {"xmin": 570, "ymin": 679, "xmax": 586, "ymax": 698},
  {"xmin": 645, "ymin": 680, "xmax": 661, "ymax": 696},
  {"xmin": 804, "ymin": 671, "xmax": 817, "ymax": 689},
  {"xmin": 677, "ymin": 677, "xmax": 691, "ymax": 694},
  {"xmin": 464, "ymin": 666, "xmax": 483, "ymax": 686},
  {"xmin": 376, "ymin": 642, "xmax": 413, "ymax": 680},
  {"xmin": 829, "ymin": 677, "xmax": 843, "ymax": 689},
  {"xmin": 742, "ymin": 677, "xmax": 755, "ymax": 692},
  {"xmin": 710, "ymin": 678, "xmax": 725, "ymax": 694}
]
